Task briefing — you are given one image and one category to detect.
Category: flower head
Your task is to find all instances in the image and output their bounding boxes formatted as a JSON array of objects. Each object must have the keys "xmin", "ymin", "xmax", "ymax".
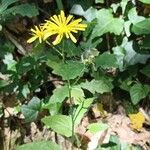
[
  {"xmin": 27, "ymin": 25, "xmax": 45, "ymax": 43},
  {"xmin": 44, "ymin": 10, "xmax": 87, "ymax": 45},
  {"xmin": 27, "ymin": 11, "xmax": 87, "ymax": 45}
]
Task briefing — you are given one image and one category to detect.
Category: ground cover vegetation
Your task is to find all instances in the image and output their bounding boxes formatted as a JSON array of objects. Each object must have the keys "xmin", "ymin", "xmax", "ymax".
[{"xmin": 0, "ymin": 0, "xmax": 150, "ymax": 150}]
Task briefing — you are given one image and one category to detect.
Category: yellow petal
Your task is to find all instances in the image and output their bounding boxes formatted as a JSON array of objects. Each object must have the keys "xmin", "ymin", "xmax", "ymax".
[
  {"xmin": 66, "ymin": 15, "xmax": 73, "ymax": 24},
  {"xmin": 44, "ymin": 31, "xmax": 56, "ymax": 40},
  {"xmin": 31, "ymin": 28, "xmax": 36, "ymax": 33},
  {"xmin": 27, "ymin": 36, "xmax": 37, "ymax": 43},
  {"xmin": 52, "ymin": 34, "xmax": 63, "ymax": 45},
  {"xmin": 60, "ymin": 10, "xmax": 66, "ymax": 23},
  {"xmin": 51, "ymin": 15, "xmax": 60, "ymax": 26},
  {"xmin": 68, "ymin": 32, "xmax": 77, "ymax": 43},
  {"xmin": 65, "ymin": 32, "xmax": 69, "ymax": 39},
  {"xmin": 68, "ymin": 18, "xmax": 82, "ymax": 26}
]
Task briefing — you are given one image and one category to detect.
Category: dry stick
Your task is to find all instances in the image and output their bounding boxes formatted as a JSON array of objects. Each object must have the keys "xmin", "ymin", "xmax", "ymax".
[
  {"xmin": 3, "ymin": 28, "xmax": 26, "ymax": 55},
  {"xmin": 139, "ymin": 108, "xmax": 150, "ymax": 125}
]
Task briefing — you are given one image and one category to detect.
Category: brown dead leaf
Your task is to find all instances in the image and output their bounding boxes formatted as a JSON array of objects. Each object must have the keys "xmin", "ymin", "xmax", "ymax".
[{"xmin": 107, "ymin": 114, "xmax": 150, "ymax": 147}]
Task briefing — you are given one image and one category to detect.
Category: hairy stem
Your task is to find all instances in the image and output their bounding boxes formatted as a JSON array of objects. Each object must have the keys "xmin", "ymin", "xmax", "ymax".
[
  {"xmin": 46, "ymin": 41, "xmax": 63, "ymax": 57},
  {"xmin": 67, "ymin": 80, "xmax": 74, "ymax": 137}
]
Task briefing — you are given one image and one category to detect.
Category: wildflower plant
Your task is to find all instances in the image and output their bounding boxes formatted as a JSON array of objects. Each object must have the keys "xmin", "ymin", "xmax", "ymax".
[{"xmin": 1, "ymin": 0, "xmax": 150, "ymax": 149}]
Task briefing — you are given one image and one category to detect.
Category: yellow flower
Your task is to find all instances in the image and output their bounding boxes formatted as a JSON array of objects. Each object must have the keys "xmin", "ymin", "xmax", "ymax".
[
  {"xmin": 129, "ymin": 112, "xmax": 145, "ymax": 131},
  {"xmin": 44, "ymin": 10, "xmax": 87, "ymax": 45},
  {"xmin": 27, "ymin": 25, "xmax": 45, "ymax": 43}
]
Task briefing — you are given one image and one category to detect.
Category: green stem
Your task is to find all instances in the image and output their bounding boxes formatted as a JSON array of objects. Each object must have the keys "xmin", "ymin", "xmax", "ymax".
[
  {"xmin": 55, "ymin": 0, "xmax": 64, "ymax": 10},
  {"xmin": 62, "ymin": 40, "xmax": 65, "ymax": 63},
  {"xmin": 67, "ymin": 80, "xmax": 74, "ymax": 137},
  {"xmin": 46, "ymin": 41, "xmax": 63, "ymax": 57}
]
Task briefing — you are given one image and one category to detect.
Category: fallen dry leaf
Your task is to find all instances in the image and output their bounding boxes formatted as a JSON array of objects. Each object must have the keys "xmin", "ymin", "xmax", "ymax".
[{"xmin": 129, "ymin": 111, "xmax": 145, "ymax": 131}]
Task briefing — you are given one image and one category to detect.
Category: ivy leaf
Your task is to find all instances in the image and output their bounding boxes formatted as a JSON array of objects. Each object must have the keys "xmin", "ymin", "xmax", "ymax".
[
  {"xmin": 129, "ymin": 112, "xmax": 145, "ymax": 131},
  {"xmin": 71, "ymin": 7, "xmax": 124, "ymax": 36},
  {"xmin": 128, "ymin": 8, "xmax": 145, "ymax": 24},
  {"xmin": 130, "ymin": 83, "xmax": 150, "ymax": 105},
  {"xmin": 0, "ymin": 0, "xmax": 17, "ymax": 14},
  {"xmin": 138, "ymin": 0, "xmax": 150, "ymax": 4},
  {"xmin": 16, "ymin": 141, "xmax": 61, "ymax": 150},
  {"xmin": 113, "ymin": 38, "xmax": 150, "ymax": 71},
  {"xmin": 92, "ymin": 9, "xmax": 124, "ymax": 38},
  {"xmin": 95, "ymin": 0, "xmax": 104, "ymax": 4},
  {"xmin": 80, "ymin": 79, "xmax": 113, "ymax": 94},
  {"xmin": 42, "ymin": 115, "xmax": 72, "ymax": 137},
  {"xmin": 21, "ymin": 84, "xmax": 30, "ymax": 99},
  {"xmin": 140, "ymin": 63, "xmax": 150, "ymax": 78},
  {"xmin": 53, "ymin": 61, "xmax": 85, "ymax": 80},
  {"xmin": 87, "ymin": 122, "xmax": 109, "ymax": 134},
  {"xmin": 16, "ymin": 56, "xmax": 35, "ymax": 74},
  {"xmin": 3, "ymin": 4, "xmax": 39, "ymax": 18},
  {"xmin": 139, "ymin": 35, "xmax": 150, "ymax": 50},
  {"xmin": 95, "ymin": 52, "xmax": 118, "ymax": 69},
  {"xmin": 120, "ymin": 0, "xmax": 129, "ymax": 14},
  {"xmin": 3, "ymin": 53, "xmax": 17, "ymax": 72},
  {"xmin": 132, "ymin": 18, "xmax": 150, "ymax": 35},
  {"xmin": 21, "ymin": 97, "xmax": 41, "ymax": 122},
  {"xmin": 0, "ymin": 80, "xmax": 9, "ymax": 88}
]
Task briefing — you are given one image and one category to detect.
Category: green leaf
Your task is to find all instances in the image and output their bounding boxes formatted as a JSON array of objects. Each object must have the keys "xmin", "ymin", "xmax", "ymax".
[
  {"xmin": 138, "ymin": 0, "xmax": 150, "ymax": 4},
  {"xmin": 70, "ymin": 4, "xmax": 85, "ymax": 17},
  {"xmin": 46, "ymin": 103, "xmax": 62, "ymax": 116},
  {"xmin": 0, "ymin": 0, "xmax": 18, "ymax": 14},
  {"xmin": 132, "ymin": 18, "xmax": 150, "ymax": 35},
  {"xmin": 140, "ymin": 64, "xmax": 150, "ymax": 78},
  {"xmin": 53, "ymin": 61, "xmax": 85, "ymax": 80},
  {"xmin": 130, "ymin": 83, "xmax": 150, "ymax": 105},
  {"xmin": 16, "ymin": 56, "xmax": 35, "ymax": 74},
  {"xmin": 0, "ymin": 80, "xmax": 9, "ymax": 88},
  {"xmin": 95, "ymin": 0, "xmax": 104, "ymax": 3},
  {"xmin": 16, "ymin": 141, "xmax": 61, "ymax": 150},
  {"xmin": 128, "ymin": 8, "xmax": 145, "ymax": 24},
  {"xmin": 74, "ymin": 98, "xmax": 94, "ymax": 126},
  {"xmin": 3, "ymin": 53, "xmax": 17, "ymax": 72},
  {"xmin": 21, "ymin": 84, "xmax": 30, "ymax": 98},
  {"xmin": 120, "ymin": 0, "xmax": 129, "ymax": 14},
  {"xmin": 112, "ymin": 46, "xmax": 125, "ymax": 71},
  {"xmin": 21, "ymin": 97, "xmax": 41, "ymax": 122},
  {"xmin": 92, "ymin": 9, "xmax": 124, "ymax": 38},
  {"xmin": 71, "ymin": 86, "xmax": 85, "ymax": 104},
  {"xmin": 49, "ymin": 86, "xmax": 68, "ymax": 104},
  {"xmin": 139, "ymin": 35, "xmax": 150, "ymax": 50},
  {"xmin": 124, "ymin": 40, "xmax": 150, "ymax": 65},
  {"xmin": 3, "ymin": 4, "xmax": 39, "ymax": 18},
  {"xmin": 87, "ymin": 122, "xmax": 109, "ymax": 134},
  {"xmin": 42, "ymin": 115, "xmax": 72, "ymax": 137},
  {"xmin": 80, "ymin": 79, "xmax": 113, "ymax": 94},
  {"xmin": 63, "ymin": 39, "xmax": 82, "ymax": 57},
  {"xmin": 95, "ymin": 53, "xmax": 118, "ymax": 69},
  {"xmin": 71, "ymin": 7, "xmax": 124, "ymax": 36},
  {"xmin": 124, "ymin": 21, "xmax": 131, "ymax": 37},
  {"xmin": 49, "ymin": 85, "xmax": 84, "ymax": 104},
  {"xmin": 113, "ymin": 38, "xmax": 150, "ymax": 70}
]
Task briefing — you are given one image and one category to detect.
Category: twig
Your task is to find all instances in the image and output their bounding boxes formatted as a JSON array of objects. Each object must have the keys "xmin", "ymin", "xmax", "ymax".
[
  {"xmin": 139, "ymin": 108, "xmax": 150, "ymax": 124},
  {"xmin": 3, "ymin": 28, "xmax": 26, "ymax": 55}
]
